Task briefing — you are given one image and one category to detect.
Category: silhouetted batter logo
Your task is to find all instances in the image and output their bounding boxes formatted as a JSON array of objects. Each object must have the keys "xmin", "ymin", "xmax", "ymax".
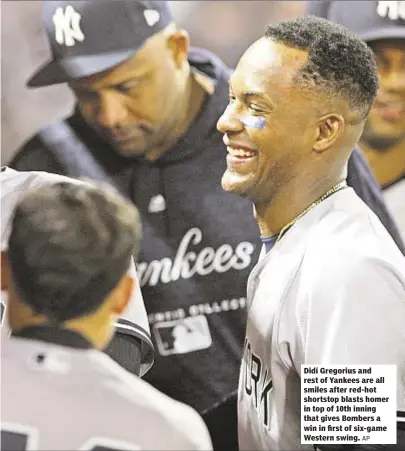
[{"xmin": 153, "ymin": 315, "xmax": 212, "ymax": 356}]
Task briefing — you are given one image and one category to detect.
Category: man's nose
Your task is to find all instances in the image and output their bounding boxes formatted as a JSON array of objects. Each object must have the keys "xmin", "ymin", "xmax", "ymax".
[
  {"xmin": 96, "ymin": 91, "xmax": 128, "ymax": 128},
  {"xmin": 217, "ymin": 104, "xmax": 244, "ymax": 135}
]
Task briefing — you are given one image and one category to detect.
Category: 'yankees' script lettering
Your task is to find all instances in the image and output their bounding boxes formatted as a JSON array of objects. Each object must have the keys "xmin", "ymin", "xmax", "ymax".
[{"xmin": 137, "ymin": 227, "xmax": 255, "ymax": 287}]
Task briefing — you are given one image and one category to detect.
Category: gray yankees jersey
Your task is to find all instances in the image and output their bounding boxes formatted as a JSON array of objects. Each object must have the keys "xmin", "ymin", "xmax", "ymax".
[
  {"xmin": 1, "ymin": 332, "xmax": 212, "ymax": 450},
  {"xmin": 238, "ymin": 188, "xmax": 405, "ymax": 450},
  {"xmin": 0, "ymin": 167, "xmax": 153, "ymax": 375}
]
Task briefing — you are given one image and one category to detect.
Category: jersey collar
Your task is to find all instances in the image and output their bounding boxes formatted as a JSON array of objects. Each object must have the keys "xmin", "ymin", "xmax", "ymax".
[{"xmin": 12, "ymin": 325, "xmax": 93, "ymax": 349}]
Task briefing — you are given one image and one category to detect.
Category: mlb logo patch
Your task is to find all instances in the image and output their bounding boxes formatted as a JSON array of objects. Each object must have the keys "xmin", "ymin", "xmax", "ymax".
[{"xmin": 153, "ymin": 315, "xmax": 212, "ymax": 356}]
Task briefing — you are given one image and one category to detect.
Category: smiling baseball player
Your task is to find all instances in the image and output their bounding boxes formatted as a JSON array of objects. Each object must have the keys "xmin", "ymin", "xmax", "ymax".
[{"xmin": 217, "ymin": 16, "xmax": 405, "ymax": 451}]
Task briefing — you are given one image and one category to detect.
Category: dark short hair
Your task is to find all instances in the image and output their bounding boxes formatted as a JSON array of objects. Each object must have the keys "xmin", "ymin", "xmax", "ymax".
[
  {"xmin": 264, "ymin": 16, "xmax": 379, "ymax": 119},
  {"xmin": 8, "ymin": 182, "xmax": 141, "ymax": 324}
]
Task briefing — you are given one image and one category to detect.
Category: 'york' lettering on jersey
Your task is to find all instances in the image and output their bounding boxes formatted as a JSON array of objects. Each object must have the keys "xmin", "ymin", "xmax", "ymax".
[
  {"xmin": 242, "ymin": 338, "xmax": 273, "ymax": 428},
  {"xmin": 137, "ymin": 227, "xmax": 255, "ymax": 287}
]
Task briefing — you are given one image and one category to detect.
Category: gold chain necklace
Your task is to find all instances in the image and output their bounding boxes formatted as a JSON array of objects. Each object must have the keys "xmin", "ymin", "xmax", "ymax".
[{"xmin": 276, "ymin": 180, "xmax": 347, "ymax": 243}]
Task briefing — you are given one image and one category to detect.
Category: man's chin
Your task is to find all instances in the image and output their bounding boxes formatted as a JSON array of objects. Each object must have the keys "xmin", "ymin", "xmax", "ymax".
[
  {"xmin": 110, "ymin": 140, "xmax": 148, "ymax": 158},
  {"xmin": 221, "ymin": 171, "xmax": 252, "ymax": 197},
  {"xmin": 117, "ymin": 148, "xmax": 147, "ymax": 158}
]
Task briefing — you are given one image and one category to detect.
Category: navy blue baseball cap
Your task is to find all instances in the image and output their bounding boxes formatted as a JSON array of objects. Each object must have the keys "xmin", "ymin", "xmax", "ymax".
[
  {"xmin": 27, "ymin": 0, "xmax": 173, "ymax": 88},
  {"xmin": 308, "ymin": 0, "xmax": 405, "ymax": 42}
]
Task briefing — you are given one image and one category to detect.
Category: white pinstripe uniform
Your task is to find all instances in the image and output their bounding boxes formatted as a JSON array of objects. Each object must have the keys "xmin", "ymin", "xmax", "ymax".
[
  {"xmin": 0, "ymin": 167, "xmax": 154, "ymax": 375},
  {"xmin": 238, "ymin": 187, "xmax": 405, "ymax": 450}
]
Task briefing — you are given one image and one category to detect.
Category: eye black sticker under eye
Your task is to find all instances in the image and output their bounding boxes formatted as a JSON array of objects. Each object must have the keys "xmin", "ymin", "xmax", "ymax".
[{"xmin": 242, "ymin": 116, "xmax": 266, "ymax": 129}]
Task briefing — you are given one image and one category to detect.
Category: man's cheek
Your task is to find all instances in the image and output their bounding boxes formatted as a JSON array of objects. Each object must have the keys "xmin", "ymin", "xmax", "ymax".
[
  {"xmin": 242, "ymin": 116, "xmax": 266, "ymax": 130},
  {"xmin": 78, "ymin": 102, "xmax": 95, "ymax": 122}
]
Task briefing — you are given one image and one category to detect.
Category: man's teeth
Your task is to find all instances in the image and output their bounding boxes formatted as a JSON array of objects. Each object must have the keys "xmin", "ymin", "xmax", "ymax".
[{"xmin": 227, "ymin": 147, "xmax": 256, "ymax": 157}]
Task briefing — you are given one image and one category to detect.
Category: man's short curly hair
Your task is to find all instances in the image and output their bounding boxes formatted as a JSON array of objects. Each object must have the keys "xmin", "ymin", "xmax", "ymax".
[
  {"xmin": 264, "ymin": 16, "xmax": 379, "ymax": 119},
  {"xmin": 8, "ymin": 182, "xmax": 141, "ymax": 324}
]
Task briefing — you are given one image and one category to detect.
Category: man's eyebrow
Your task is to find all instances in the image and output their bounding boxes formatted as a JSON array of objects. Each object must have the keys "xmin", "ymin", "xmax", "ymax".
[
  {"xmin": 72, "ymin": 75, "xmax": 145, "ymax": 92},
  {"xmin": 242, "ymin": 91, "xmax": 265, "ymax": 99},
  {"xmin": 228, "ymin": 79, "xmax": 275, "ymax": 106},
  {"xmin": 229, "ymin": 80, "xmax": 271, "ymax": 98},
  {"xmin": 105, "ymin": 76, "xmax": 146, "ymax": 90},
  {"xmin": 113, "ymin": 75, "xmax": 147, "ymax": 86}
]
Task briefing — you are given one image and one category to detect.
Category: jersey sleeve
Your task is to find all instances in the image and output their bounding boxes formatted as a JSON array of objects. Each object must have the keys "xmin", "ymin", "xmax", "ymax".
[
  {"xmin": 115, "ymin": 258, "xmax": 154, "ymax": 376},
  {"xmin": 301, "ymin": 253, "xmax": 405, "ymax": 426},
  {"xmin": 176, "ymin": 405, "xmax": 213, "ymax": 450}
]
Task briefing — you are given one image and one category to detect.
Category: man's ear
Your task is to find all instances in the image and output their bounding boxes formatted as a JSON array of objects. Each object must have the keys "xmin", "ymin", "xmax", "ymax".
[
  {"xmin": 112, "ymin": 273, "xmax": 134, "ymax": 316},
  {"xmin": 167, "ymin": 29, "xmax": 190, "ymax": 69},
  {"xmin": 313, "ymin": 114, "xmax": 345, "ymax": 154},
  {"xmin": 1, "ymin": 251, "xmax": 9, "ymax": 291}
]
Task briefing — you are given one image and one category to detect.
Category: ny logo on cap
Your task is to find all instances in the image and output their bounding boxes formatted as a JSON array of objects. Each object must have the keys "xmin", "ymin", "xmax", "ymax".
[
  {"xmin": 377, "ymin": 1, "xmax": 405, "ymax": 21},
  {"xmin": 52, "ymin": 5, "xmax": 85, "ymax": 47}
]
